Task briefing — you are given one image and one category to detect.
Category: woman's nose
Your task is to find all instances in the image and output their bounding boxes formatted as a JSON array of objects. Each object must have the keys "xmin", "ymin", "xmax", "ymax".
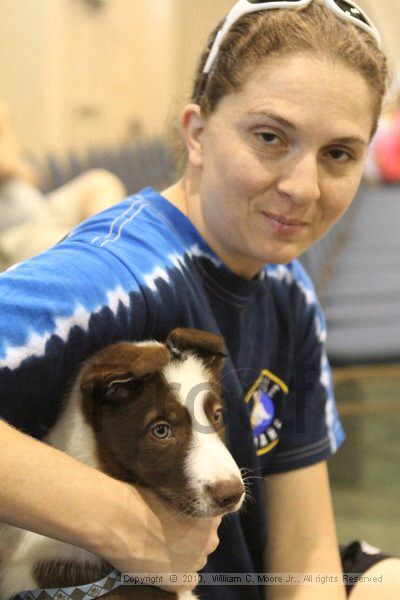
[{"xmin": 276, "ymin": 153, "xmax": 321, "ymax": 206}]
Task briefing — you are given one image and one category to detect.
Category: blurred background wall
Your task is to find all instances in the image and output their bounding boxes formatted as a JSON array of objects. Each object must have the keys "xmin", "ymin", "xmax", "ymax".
[{"xmin": 0, "ymin": 0, "xmax": 399, "ymax": 159}]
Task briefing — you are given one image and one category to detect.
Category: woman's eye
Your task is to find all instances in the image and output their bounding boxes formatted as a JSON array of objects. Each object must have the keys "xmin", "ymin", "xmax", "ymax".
[
  {"xmin": 328, "ymin": 148, "xmax": 353, "ymax": 162},
  {"xmin": 151, "ymin": 423, "xmax": 172, "ymax": 439},
  {"xmin": 259, "ymin": 132, "xmax": 280, "ymax": 145}
]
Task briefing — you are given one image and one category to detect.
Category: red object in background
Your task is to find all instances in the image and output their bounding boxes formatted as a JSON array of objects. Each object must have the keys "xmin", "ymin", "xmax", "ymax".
[{"xmin": 375, "ymin": 109, "xmax": 400, "ymax": 182}]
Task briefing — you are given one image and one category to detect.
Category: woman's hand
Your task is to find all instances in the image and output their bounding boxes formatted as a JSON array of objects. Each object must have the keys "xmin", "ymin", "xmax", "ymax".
[
  {"xmin": 0, "ymin": 422, "xmax": 220, "ymax": 593},
  {"xmin": 98, "ymin": 483, "xmax": 221, "ymax": 592}
]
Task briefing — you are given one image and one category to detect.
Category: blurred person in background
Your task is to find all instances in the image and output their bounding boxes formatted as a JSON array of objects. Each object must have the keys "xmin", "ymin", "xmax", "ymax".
[
  {"xmin": 0, "ymin": 100, "xmax": 126, "ymax": 269},
  {"xmin": 364, "ymin": 70, "xmax": 400, "ymax": 184}
]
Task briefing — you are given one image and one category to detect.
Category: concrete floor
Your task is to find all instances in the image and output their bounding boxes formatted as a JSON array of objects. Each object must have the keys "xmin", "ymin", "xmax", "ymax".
[{"xmin": 330, "ymin": 375, "xmax": 400, "ymax": 555}]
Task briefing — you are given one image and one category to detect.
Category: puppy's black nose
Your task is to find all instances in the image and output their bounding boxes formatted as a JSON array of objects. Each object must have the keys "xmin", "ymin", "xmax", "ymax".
[{"xmin": 206, "ymin": 480, "xmax": 245, "ymax": 509}]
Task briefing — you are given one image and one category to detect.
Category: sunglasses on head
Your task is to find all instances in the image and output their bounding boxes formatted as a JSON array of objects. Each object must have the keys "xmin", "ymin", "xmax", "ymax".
[{"xmin": 203, "ymin": 0, "xmax": 382, "ymax": 75}]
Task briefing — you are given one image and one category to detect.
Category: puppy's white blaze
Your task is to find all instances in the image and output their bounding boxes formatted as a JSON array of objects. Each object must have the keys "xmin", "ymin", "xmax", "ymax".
[
  {"xmin": 187, "ymin": 430, "xmax": 242, "ymax": 491},
  {"xmin": 163, "ymin": 355, "xmax": 211, "ymax": 427},
  {"xmin": 163, "ymin": 355, "xmax": 242, "ymax": 492}
]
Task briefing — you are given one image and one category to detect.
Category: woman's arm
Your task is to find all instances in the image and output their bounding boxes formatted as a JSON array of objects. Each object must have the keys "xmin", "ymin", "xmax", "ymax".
[
  {"xmin": 0, "ymin": 420, "xmax": 220, "ymax": 592},
  {"xmin": 264, "ymin": 461, "xmax": 346, "ymax": 600}
]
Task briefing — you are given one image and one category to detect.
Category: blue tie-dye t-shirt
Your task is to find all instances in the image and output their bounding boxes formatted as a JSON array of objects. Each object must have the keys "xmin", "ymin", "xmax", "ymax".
[{"xmin": 0, "ymin": 187, "xmax": 344, "ymax": 599}]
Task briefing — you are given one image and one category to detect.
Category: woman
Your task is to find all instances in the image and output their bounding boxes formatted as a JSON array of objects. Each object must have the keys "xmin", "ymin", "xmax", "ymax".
[{"xmin": 0, "ymin": 1, "xmax": 398, "ymax": 599}]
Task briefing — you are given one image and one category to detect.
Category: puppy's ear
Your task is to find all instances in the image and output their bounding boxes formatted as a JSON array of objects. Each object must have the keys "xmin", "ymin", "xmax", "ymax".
[
  {"xmin": 166, "ymin": 328, "xmax": 226, "ymax": 373},
  {"xmin": 80, "ymin": 342, "xmax": 170, "ymax": 403}
]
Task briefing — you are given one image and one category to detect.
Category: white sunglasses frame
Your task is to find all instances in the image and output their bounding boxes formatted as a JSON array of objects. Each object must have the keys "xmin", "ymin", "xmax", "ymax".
[{"xmin": 202, "ymin": 0, "xmax": 382, "ymax": 75}]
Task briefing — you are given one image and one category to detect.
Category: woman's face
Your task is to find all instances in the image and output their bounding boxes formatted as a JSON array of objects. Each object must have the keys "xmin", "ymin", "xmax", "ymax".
[{"xmin": 185, "ymin": 54, "xmax": 375, "ymax": 278}]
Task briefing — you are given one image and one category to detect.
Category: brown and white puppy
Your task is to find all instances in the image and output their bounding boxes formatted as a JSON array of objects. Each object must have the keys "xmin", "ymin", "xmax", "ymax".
[{"xmin": 0, "ymin": 328, "xmax": 245, "ymax": 600}]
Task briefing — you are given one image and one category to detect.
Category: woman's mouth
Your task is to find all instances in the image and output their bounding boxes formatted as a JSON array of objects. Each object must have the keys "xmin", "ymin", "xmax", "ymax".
[{"xmin": 262, "ymin": 212, "xmax": 309, "ymax": 234}]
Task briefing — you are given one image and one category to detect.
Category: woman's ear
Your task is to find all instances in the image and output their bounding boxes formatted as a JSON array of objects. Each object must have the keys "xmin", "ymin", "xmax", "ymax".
[{"xmin": 181, "ymin": 103, "xmax": 205, "ymax": 168}]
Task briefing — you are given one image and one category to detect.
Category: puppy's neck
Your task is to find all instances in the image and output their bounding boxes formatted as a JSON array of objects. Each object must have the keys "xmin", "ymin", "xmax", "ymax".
[{"xmin": 46, "ymin": 383, "xmax": 99, "ymax": 469}]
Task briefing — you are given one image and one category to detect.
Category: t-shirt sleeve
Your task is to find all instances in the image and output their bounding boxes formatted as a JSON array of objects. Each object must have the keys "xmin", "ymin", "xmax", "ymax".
[
  {"xmin": 0, "ymin": 240, "xmax": 148, "ymax": 439},
  {"xmin": 267, "ymin": 261, "xmax": 345, "ymax": 474}
]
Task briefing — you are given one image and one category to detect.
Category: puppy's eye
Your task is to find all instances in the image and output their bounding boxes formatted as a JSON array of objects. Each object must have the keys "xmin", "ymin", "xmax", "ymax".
[
  {"xmin": 152, "ymin": 423, "xmax": 172, "ymax": 439},
  {"xmin": 214, "ymin": 408, "xmax": 224, "ymax": 426}
]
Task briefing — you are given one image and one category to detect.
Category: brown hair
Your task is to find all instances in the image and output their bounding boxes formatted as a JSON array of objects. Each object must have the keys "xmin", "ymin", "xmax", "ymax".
[{"xmin": 171, "ymin": 3, "xmax": 389, "ymax": 169}]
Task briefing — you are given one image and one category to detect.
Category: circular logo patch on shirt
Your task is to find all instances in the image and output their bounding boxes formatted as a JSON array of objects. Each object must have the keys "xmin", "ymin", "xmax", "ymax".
[{"xmin": 245, "ymin": 370, "xmax": 288, "ymax": 456}]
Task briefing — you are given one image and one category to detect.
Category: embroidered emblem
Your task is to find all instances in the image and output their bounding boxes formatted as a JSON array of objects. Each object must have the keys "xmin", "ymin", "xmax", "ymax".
[{"xmin": 245, "ymin": 370, "xmax": 288, "ymax": 456}]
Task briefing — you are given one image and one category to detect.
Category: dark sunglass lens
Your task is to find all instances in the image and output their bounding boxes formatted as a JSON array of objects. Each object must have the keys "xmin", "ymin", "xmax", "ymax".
[{"xmin": 333, "ymin": 0, "xmax": 370, "ymax": 25}]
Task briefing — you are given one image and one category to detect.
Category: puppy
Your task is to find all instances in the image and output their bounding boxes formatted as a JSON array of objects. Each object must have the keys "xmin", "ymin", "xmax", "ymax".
[{"xmin": 0, "ymin": 328, "xmax": 245, "ymax": 599}]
